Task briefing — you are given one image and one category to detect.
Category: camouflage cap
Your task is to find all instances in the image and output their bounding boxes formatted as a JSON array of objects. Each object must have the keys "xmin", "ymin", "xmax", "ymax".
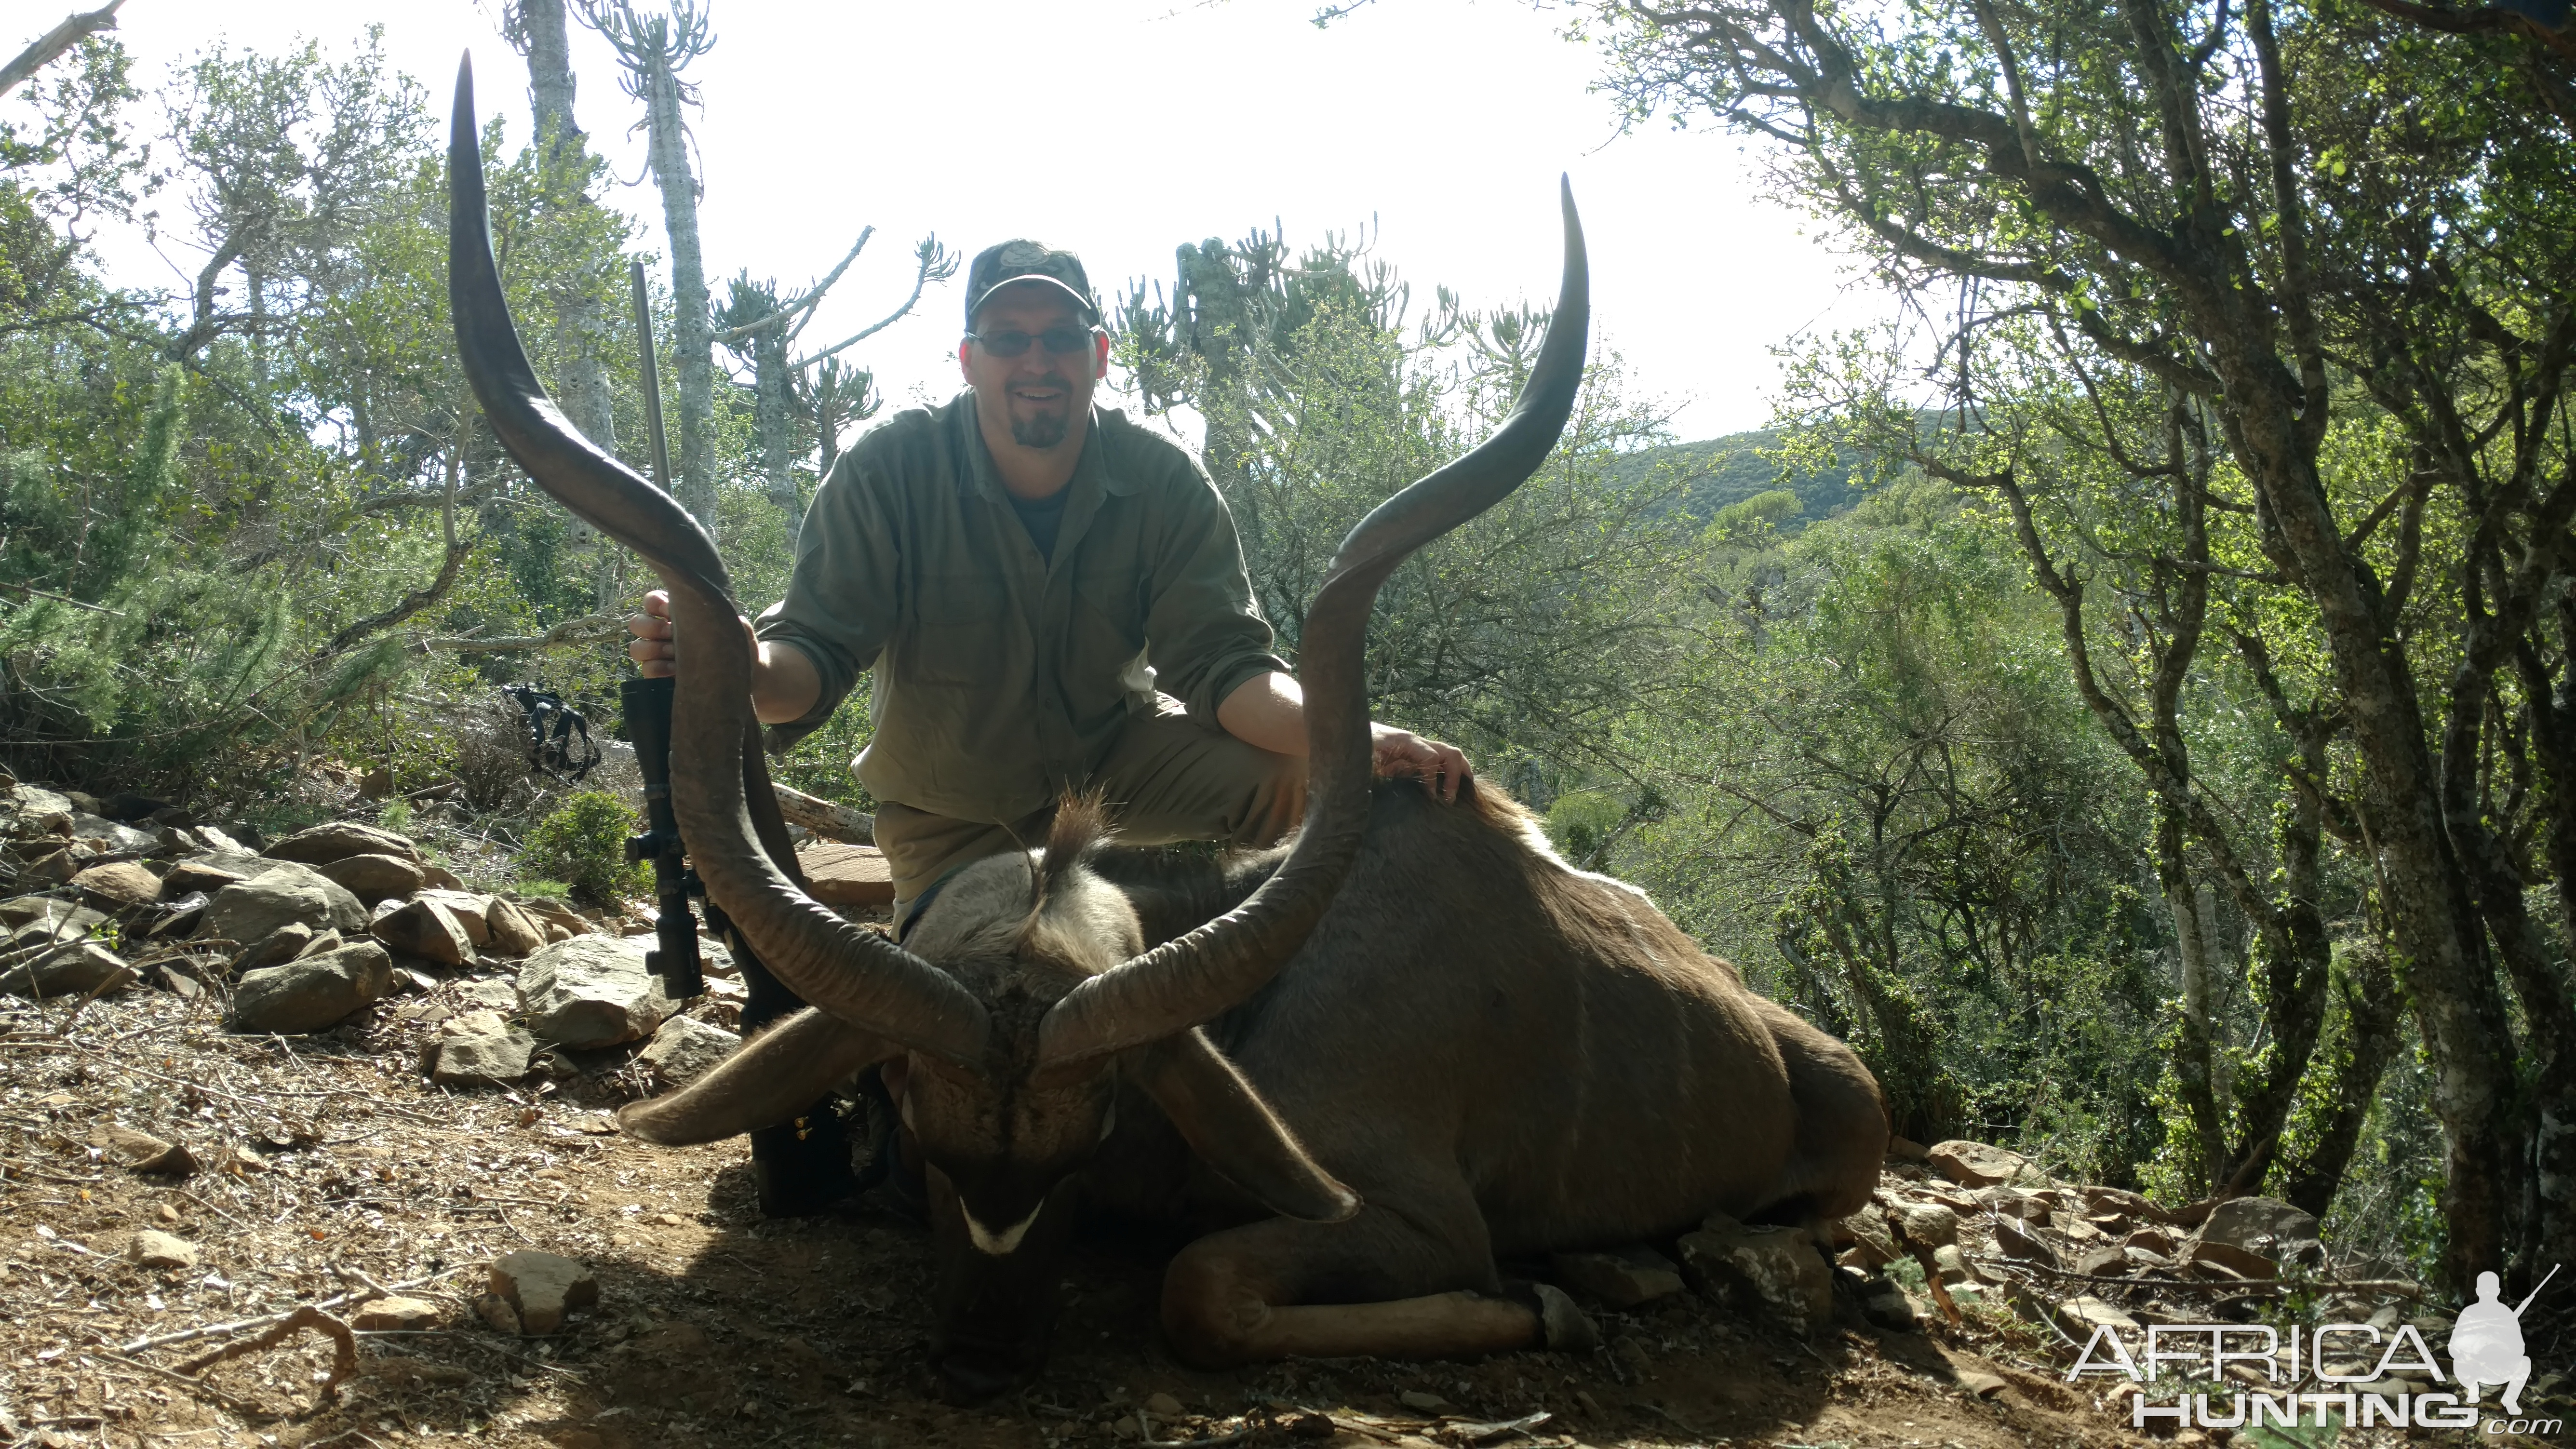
[{"xmin": 964, "ymin": 239, "xmax": 1100, "ymax": 329}]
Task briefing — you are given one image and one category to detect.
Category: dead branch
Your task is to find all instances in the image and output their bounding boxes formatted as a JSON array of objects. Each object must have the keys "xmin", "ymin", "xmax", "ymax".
[
  {"xmin": 174, "ymin": 1303, "xmax": 358, "ymax": 1406},
  {"xmin": 772, "ymin": 781, "xmax": 873, "ymax": 843},
  {"xmin": 0, "ymin": 1, "xmax": 122, "ymax": 101}
]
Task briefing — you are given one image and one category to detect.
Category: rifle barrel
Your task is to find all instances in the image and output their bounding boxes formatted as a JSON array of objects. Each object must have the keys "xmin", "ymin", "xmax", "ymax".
[{"xmin": 631, "ymin": 258, "xmax": 673, "ymax": 496}]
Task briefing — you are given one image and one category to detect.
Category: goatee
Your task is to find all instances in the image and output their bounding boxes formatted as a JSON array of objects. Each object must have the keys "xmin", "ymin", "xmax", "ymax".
[{"xmin": 1010, "ymin": 411, "xmax": 1072, "ymax": 449}]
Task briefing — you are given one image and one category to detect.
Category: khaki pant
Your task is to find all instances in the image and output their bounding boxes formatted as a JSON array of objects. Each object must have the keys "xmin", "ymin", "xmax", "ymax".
[{"xmin": 873, "ymin": 697, "xmax": 1305, "ymax": 933}]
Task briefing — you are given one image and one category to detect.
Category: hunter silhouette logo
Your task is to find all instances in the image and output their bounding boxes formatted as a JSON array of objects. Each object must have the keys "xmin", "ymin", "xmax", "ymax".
[
  {"xmin": 2453, "ymin": 1264, "xmax": 2555, "ymax": 1416},
  {"xmin": 2064, "ymin": 1262, "xmax": 2562, "ymax": 1435}
]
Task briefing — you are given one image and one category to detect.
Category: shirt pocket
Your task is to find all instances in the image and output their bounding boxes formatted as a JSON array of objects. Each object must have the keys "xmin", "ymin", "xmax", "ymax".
[{"xmin": 899, "ymin": 572, "xmax": 1012, "ymax": 687}]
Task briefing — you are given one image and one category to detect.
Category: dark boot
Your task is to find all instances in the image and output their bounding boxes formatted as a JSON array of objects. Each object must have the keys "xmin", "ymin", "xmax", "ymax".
[{"xmin": 735, "ymin": 931, "xmax": 859, "ymax": 1217}]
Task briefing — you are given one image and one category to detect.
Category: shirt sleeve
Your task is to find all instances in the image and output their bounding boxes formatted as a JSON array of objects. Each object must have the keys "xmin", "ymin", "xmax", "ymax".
[
  {"xmin": 1142, "ymin": 454, "xmax": 1292, "ymax": 729},
  {"xmin": 753, "ymin": 445, "xmax": 903, "ymax": 747}
]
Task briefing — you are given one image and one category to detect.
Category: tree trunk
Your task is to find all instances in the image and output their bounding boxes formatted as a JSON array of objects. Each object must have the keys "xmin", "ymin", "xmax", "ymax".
[
  {"xmin": 641, "ymin": 51, "xmax": 715, "ymax": 537},
  {"xmin": 512, "ymin": 0, "xmax": 619, "ymax": 606},
  {"xmin": 753, "ymin": 323, "xmax": 798, "ymax": 545},
  {"xmin": 2159, "ymin": 810, "xmax": 2225, "ymax": 1196},
  {"xmin": 2281, "ymin": 932, "xmax": 2406, "ymax": 1218}
]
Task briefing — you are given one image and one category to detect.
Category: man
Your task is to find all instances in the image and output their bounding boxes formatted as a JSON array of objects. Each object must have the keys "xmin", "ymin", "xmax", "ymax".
[{"xmin": 630, "ymin": 239, "xmax": 1468, "ymax": 923}]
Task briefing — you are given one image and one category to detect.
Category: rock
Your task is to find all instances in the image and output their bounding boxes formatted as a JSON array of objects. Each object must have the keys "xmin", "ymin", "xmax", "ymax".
[
  {"xmin": 2124, "ymin": 1226, "xmax": 2176, "ymax": 1256},
  {"xmin": 1989, "ymin": 1215, "xmax": 2061, "ymax": 1269},
  {"xmin": 127, "ymin": 1230, "xmax": 199, "ymax": 1270},
  {"xmin": 1676, "ymin": 1213, "xmax": 1835, "ymax": 1336},
  {"xmin": 8, "ymin": 784, "xmax": 75, "ymax": 820},
  {"xmin": 297, "ymin": 928, "xmax": 344, "ymax": 958},
  {"xmin": 72, "ymin": 861, "xmax": 161, "ymax": 911},
  {"xmin": 418, "ymin": 859, "xmax": 464, "ymax": 891},
  {"xmin": 6, "ymin": 898, "xmax": 106, "ymax": 943},
  {"xmin": 1550, "ymin": 1246, "xmax": 1686, "ymax": 1307},
  {"xmin": 190, "ymin": 824, "xmax": 248, "ymax": 855},
  {"xmin": 1897, "ymin": 1202, "xmax": 1960, "ymax": 1248},
  {"xmin": 22, "ymin": 847, "xmax": 76, "ymax": 884},
  {"xmin": 94, "ymin": 1126, "xmax": 195, "ymax": 1174},
  {"xmin": 2180, "ymin": 1238, "xmax": 2277, "ymax": 1280},
  {"xmin": 64, "ymin": 789, "xmax": 102, "ymax": 814},
  {"xmin": 639, "ymin": 1014, "xmax": 738, "ymax": 1087},
  {"xmin": 2080, "ymin": 1185, "xmax": 2168, "ymax": 1223},
  {"xmin": 1953, "ymin": 1367, "xmax": 2011, "ymax": 1399},
  {"xmin": 234, "ymin": 922, "xmax": 314, "ymax": 973},
  {"xmin": 517, "ymin": 935, "xmax": 673, "ymax": 1048},
  {"xmin": 2055, "ymin": 1295, "xmax": 2140, "ymax": 1338},
  {"xmin": 264, "ymin": 821, "xmax": 422, "ymax": 867},
  {"xmin": 2074, "ymin": 1245, "xmax": 2130, "ymax": 1277},
  {"xmin": 228, "ymin": 941, "xmax": 394, "ymax": 1034},
  {"xmin": 2, "ymin": 939, "xmax": 135, "ymax": 999},
  {"xmin": 1396, "ymin": 1391, "xmax": 1448, "ymax": 1412},
  {"xmin": 1931, "ymin": 1244, "xmax": 1973, "ymax": 1283},
  {"xmin": 418, "ymin": 890, "xmax": 496, "ymax": 946},
  {"xmin": 70, "ymin": 811, "xmax": 159, "ymax": 853},
  {"xmin": 514, "ymin": 897, "xmax": 589, "ymax": 936},
  {"xmin": 483, "ymin": 899, "xmax": 545, "ymax": 957},
  {"xmin": 203, "ymin": 865, "xmax": 365, "ymax": 945},
  {"xmin": 1146, "ymin": 1392, "xmax": 1188, "ymax": 1417},
  {"xmin": 2195, "ymin": 1196, "xmax": 2324, "ymax": 1266},
  {"xmin": 798, "ymin": 842, "xmax": 895, "ymax": 912},
  {"xmin": 459, "ymin": 977, "xmax": 520, "ymax": 1012},
  {"xmin": 371, "ymin": 897, "xmax": 475, "ymax": 968},
  {"xmin": 473, "ymin": 1294, "xmax": 522, "ymax": 1334},
  {"xmin": 1857, "ymin": 1275, "xmax": 1918, "ymax": 1331},
  {"xmin": 98, "ymin": 792, "xmax": 173, "ymax": 823},
  {"xmin": 1839, "ymin": 1210, "xmax": 1899, "ymax": 1268},
  {"xmin": 1886, "ymin": 1135, "xmax": 1930, "ymax": 1162},
  {"xmin": 428, "ymin": 1010, "xmax": 536, "ymax": 1085},
  {"xmin": 316, "ymin": 853, "xmax": 426, "ymax": 903},
  {"xmin": 160, "ymin": 859, "xmax": 245, "ymax": 899},
  {"xmin": 353, "ymin": 1296, "xmax": 442, "ymax": 1332},
  {"xmin": 1926, "ymin": 1140, "xmax": 2032, "ymax": 1188},
  {"xmin": 488, "ymin": 1250, "xmax": 597, "ymax": 1335}
]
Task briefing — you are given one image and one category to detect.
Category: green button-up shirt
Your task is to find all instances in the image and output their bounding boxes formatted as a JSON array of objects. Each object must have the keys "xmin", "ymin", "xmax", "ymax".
[{"xmin": 755, "ymin": 392, "xmax": 1289, "ymax": 823}]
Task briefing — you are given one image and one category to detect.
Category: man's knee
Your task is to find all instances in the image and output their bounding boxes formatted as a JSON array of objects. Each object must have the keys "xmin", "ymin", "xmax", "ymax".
[{"xmin": 1232, "ymin": 749, "xmax": 1307, "ymax": 847}]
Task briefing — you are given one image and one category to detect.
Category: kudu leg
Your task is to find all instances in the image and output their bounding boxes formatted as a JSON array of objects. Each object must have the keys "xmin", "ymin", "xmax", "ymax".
[{"xmin": 1160, "ymin": 1206, "xmax": 1539, "ymax": 1366}]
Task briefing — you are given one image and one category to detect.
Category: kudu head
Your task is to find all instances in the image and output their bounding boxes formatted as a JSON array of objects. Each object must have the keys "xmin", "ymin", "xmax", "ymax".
[{"xmin": 447, "ymin": 52, "xmax": 1587, "ymax": 1400}]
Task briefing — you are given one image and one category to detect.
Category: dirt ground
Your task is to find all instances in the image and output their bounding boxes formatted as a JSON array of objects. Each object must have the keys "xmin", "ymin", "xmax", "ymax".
[{"xmin": 0, "ymin": 977, "xmax": 2533, "ymax": 1449}]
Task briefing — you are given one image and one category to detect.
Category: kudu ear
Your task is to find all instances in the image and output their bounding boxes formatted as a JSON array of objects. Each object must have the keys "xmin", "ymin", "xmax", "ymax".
[
  {"xmin": 618, "ymin": 1006, "xmax": 897, "ymax": 1146},
  {"xmin": 1129, "ymin": 1030, "xmax": 1358, "ymax": 1224}
]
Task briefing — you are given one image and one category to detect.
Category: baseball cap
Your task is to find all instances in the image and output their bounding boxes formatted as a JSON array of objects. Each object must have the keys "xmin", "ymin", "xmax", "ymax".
[{"xmin": 964, "ymin": 240, "xmax": 1101, "ymax": 328}]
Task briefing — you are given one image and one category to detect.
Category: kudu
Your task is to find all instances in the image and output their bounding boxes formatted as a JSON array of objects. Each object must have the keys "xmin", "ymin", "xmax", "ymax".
[{"xmin": 449, "ymin": 56, "xmax": 1885, "ymax": 1400}]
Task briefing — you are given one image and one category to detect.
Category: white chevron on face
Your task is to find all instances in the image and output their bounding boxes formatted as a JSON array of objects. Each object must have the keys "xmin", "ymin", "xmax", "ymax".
[{"xmin": 964, "ymin": 1203, "xmax": 1042, "ymax": 1256}]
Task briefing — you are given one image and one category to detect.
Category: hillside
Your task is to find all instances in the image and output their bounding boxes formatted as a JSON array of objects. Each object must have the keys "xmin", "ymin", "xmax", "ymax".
[{"xmin": 1605, "ymin": 428, "xmax": 1867, "ymax": 533}]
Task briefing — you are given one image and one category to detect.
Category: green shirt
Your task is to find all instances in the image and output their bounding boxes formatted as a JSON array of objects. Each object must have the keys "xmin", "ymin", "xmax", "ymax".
[{"xmin": 755, "ymin": 392, "xmax": 1289, "ymax": 823}]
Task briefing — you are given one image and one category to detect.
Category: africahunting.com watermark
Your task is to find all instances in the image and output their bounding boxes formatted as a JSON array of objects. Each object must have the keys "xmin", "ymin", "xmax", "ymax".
[{"xmin": 2065, "ymin": 1266, "xmax": 2560, "ymax": 1436}]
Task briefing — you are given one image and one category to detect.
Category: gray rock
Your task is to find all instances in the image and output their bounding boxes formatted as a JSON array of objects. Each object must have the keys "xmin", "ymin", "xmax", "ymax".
[
  {"xmin": 516, "ymin": 936, "xmax": 671, "ymax": 1048},
  {"xmin": 7, "ymin": 785, "xmax": 75, "ymax": 821},
  {"xmin": 1840, "ymin": 1208, "xmax": 1900, "ymax": 1268},
  {"xmin": 1, "ymin": 939, "xmax": 135, "ymax": 999},
  {"xmin": 159, "ymin": 859, "xmax": 246, "ymax": 899},
  {"xmin": 228, "ymin": 941, "xmax": 393, "ymax": 1034},
  {"xmin": 1898, "ymin": 1202, "xmax": 1961, "ymax": 1248},
  {"xmin": 1927, "ymin": 1139, "xmax": 2037, "ymax": 1188},
  {"xmin": 203, "ymin": 863, "xmax": 365, "ymax": 945},
  {"xmin": 487, "ymin": 1250, "xmax": 597, "ymax": 1335},
  {"xmin": 6, "ymin": 898, "xmax": 105, "ymax": 943},
  {"xmin": 2196, "ymin": 1196, "xmax": 2325, "ymax": 1266},
  {"xmin": 371, "ymin": 896, "xmax": 474, "ymax": 968},
  {"xmin": 484, "ymin": 899, "xmax": 546, "ymax": 958},
  {"xmin": 1676, "ymin": 1213, "xmax": 1835, "ymax": 1336},
  {"xmin": 72, "ymin": 861, "xmax": 162, "ymax": 910},
  {"xmin": 428, "ymin": 1010, "xmax": 536, "ymax": 1085},
  {"xmin": 638, "ymin": 1014, "xmax": 739, "ymax": 1087},
  {"xmin": 264, "ymin": 821, "xmax": 422, "ymax": 866},
  {"xmin": 316, "ymin": 852, "xmax": 426, "ymax": 903},
  {"xmin": 127, "ymin": 1230, "xmax": 200, "ymax": 1270},
  {"xmin": 1549, "ymin": 1246, "xmax": 1685, "ymax": 1307},
  {"xmin": 234, "ymin": 921, "xmax": 314, "ymax": 973},
  {"xmin": 69, "ymin": 811, "xmax": 158, "ymax": 853}
]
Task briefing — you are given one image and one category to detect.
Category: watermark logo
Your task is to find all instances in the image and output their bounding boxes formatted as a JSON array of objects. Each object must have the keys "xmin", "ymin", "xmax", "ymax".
[{"xmin": 2063, "ymin": 1263, "xmax": 2560, "ymax": 1437}]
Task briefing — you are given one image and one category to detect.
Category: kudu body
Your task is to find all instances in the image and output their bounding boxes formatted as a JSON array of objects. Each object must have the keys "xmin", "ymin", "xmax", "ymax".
[{"xmin": 448, "ymin": 56, "xmax": 1882, "ymax": 1399}]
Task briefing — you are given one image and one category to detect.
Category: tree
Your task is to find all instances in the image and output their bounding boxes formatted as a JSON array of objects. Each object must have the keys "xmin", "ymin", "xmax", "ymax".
[
  {"xmin": 1587, "ymin": 0, "xmax": 2576, "ymax": 1283},
  {"xmin": 580, "ymin": 0, "xmax": 719, "ymax": 532}
]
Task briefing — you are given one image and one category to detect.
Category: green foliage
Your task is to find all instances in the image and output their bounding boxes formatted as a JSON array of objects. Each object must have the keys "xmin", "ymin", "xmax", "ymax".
[{"xmin": 521, "ymin": 791, "xmax": 647, "ymax": 904}]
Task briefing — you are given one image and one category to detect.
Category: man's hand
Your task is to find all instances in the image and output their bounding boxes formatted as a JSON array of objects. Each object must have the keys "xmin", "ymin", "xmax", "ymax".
[
  {"xmin": 624, "ymin": 589, "xmax": 822, "ymax": 724},
  {"xmin": 625, "ymin": 589, "xmax": 682, "ymax": 677},
  {"xmin": 1370, "ymin": 724, "xmax": 1471, "ymax": 804}
]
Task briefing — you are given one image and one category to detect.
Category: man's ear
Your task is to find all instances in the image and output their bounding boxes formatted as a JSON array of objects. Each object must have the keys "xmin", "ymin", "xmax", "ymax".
[
  {"xmin": 958, "ymin": 338, "xmax": 974, "ymax": 381},
  {"xmin": 619, "ymin": 1006, "xmax": 896, "ymax": 1145},
  {"xmin": 1129, "ymin": 1029, "xmax": 1358, "ymax": 1223},
  {"xmin": 1092, "ymin": 330, "xmax": 1111, "ymax": 381}
]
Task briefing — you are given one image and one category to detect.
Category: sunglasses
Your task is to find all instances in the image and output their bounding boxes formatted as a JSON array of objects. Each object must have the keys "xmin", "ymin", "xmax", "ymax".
[{"xmin": 964, "ymin": 325, "xmax": 1100, "ymax": 358}]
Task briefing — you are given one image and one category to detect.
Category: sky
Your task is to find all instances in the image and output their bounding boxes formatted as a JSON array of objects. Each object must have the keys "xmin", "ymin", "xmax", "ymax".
[{"xmin": 36, "ymin": 0, "xmax": 1884, "ymax": 443}]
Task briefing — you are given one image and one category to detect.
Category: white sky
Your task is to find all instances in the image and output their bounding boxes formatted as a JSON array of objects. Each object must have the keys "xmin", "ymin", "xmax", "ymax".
[{"xmin": 34, "ymin": 0, "xmax": 1882, "ymax": 443}]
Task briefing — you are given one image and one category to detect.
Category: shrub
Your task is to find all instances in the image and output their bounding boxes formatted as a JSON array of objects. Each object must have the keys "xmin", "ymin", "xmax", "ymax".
[{"xmin": 521, "ymin": 791, "xmax": 646, "ymax": 904}]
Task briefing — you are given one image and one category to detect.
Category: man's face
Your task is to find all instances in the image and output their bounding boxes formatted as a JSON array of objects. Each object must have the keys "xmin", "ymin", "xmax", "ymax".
[{"xmin": 958, "ymin": 283, "xmax": 1109, "ymax": 451}]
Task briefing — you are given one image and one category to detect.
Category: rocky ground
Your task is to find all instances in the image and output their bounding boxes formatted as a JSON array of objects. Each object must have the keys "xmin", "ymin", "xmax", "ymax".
[{"xmin": 0, "ymin": 771, "xmax": 2565, "ymax": 1449}]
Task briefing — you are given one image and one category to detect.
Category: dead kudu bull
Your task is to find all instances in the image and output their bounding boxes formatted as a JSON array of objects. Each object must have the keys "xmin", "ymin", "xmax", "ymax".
[{"xmin": 449, "ymin": 56, "xmax": 1885, "ymax": 1399}]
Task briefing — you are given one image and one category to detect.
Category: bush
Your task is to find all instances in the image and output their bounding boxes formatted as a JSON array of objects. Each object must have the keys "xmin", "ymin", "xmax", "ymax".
[{"xmin": 521, "ymin": 791, "xmax": 646, "ymax": 904}]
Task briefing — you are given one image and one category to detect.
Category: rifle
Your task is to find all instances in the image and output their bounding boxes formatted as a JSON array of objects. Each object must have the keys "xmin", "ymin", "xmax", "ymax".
[{"xmin": 621, "ymin": 258, "xmax": 702, "ymax": 1001}]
